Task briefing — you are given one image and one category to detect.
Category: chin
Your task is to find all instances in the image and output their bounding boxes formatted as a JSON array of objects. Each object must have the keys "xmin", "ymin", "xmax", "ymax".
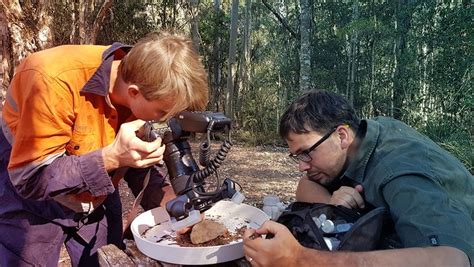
[
  {"xmin": 309, "ymin": 173, "xmax": 327, "ymax": 185},
  {"xmin": 318, "ymin": 179, "xmax": 330, "ymax": 186},
  {"xmin": 319, "ymin": 176, "xmax": 337, "ymax": 187}
]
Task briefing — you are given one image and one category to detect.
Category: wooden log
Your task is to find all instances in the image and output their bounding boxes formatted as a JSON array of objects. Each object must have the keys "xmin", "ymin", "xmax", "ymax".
[
  {"xmin": 123, "ymin": 239, "xmax": 167, "ymax": 267},
  {"xmin": 98, "ymin": 240, "xmax": 251, "ymax": 267},
  {"xmin": 97, "ymin": 244, "xmax": 135, "ymax": 266}
]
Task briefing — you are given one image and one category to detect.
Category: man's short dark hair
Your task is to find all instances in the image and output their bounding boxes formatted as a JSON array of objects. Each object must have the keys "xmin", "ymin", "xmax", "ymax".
[{"xmin": 279, "ymin": 90, "xmax": 360, "ymax": 139}]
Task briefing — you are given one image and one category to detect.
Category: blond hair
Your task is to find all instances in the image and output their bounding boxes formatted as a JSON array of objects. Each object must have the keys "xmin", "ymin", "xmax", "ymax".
[{"xmin": 119, "ymin": 32, "xmax": 208, "ymax": 117}]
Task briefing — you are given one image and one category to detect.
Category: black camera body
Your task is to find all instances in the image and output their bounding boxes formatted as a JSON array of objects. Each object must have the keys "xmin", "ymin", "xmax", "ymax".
[{"xmin": 141, "ymin": 111, "xmax": 241, "ymax": 222}]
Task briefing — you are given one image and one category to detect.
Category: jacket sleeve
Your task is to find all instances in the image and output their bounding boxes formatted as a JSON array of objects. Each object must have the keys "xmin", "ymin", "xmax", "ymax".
[
  {"xmin": 382, "ymin": 175, "xmax": 473, "ymax": 262},
  {"xmin": 4, "ymin": 67, "xmax": 115, "ymax": 201}
]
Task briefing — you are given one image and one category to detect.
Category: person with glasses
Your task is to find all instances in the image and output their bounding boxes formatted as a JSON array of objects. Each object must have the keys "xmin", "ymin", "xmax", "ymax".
[
  {"xmin": 0, "ymin": 32, "xmax": 208, "ymax": 266},
  {"xmin": 243, "ymin": 90, "xmax": 472, "ymax": 266}
]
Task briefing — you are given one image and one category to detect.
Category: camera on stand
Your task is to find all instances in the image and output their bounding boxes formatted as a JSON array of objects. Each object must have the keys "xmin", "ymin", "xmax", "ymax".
[{"xmin": 140, "ymin": 111, "xmax": 244, "ymax": 230}]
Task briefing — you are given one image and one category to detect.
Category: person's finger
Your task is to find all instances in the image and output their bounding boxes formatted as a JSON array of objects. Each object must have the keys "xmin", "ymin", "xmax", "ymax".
[
  {"xmin": 331, "ymin": 195, "xmax": 352, "ymax": 208},
  {"xmin": 135, "ymin": 157, "xmax": 163, "ymax": 168},
  {"xmin": 176, "ymin": 227, "xmax": 191, "ymax": 235},
  {"xmin": 331, "ymin": 186, "xmax": 365, "ymax": 209},
  {"xmin": 139, "ymin": 143, "xmax": 165, "ymax": 160},
  {"xmin": 255, "ymin": 220, "xmax": 281, "ymax": 235},
  {"xmin": 243, "ymin": 247, "xmax": 258, "ymax": 265},
  {"xmin": 355, "ymin": 184, "xmax": 364, "ymax": 193},
  {"xmin": 243, "ymin": 228, "xmax": 262, "ymax": 255},
  {"xmin": 135, "ymin": 137, "xmax": 162, "ymax": 151},
  {"xmin": 352, "ymin": 191, "xmax": 365, "ymax": 209},
  {"xmin": 243, "ymin": 228, "xmax": 259, "ymax": 243},
  {"xmin": 124, "ymin": 119, "xmax": 146, "ymax": 130},
  {"xmin": 243, "ymin": 233, "xmax": 263, "ymax": 261}
]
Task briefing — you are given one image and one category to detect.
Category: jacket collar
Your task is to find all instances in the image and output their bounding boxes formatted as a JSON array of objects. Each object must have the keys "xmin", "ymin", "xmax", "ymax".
[
  {"xmin": 80, "ymin": 42, "xmax": 133, "ymax": 96},
  {"xmin": 342, "ymin": 119, "xmax": 379, "ymax": 184}
]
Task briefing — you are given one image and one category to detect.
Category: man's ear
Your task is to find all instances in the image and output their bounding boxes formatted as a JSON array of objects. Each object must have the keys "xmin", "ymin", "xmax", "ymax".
[
  {"xmin": 127, "ymin": 84, "xmax": 141, "ymax": 99},
  {"xmin": 338, "ymin": 125, "xmax": 352, "ymax": 150}
]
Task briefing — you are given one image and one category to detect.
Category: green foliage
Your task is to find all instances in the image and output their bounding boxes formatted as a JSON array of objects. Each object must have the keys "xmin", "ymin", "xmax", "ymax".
[
  {"xmin": 84, "ymin": 0, "xmax": 472, "ymax": 165},
  {"xmin": 97, "ymin": 2, "xmax": 159, "ymax": 44},
  {"xmin": 420, "ymin": 119, "xmax": 473, "ymax": 173},
  {"xmin": 48, "ymin": 1, "xmax": 74, "ymax": 45}
]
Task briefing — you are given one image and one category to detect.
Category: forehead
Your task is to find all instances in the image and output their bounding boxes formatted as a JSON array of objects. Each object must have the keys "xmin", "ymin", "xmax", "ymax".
[
  {"xmin": 143, "ymin": 97, "xmax": 175, "ymax": 120},
  {"xmin": 286, "ymin": 131, "xmax": 323, "ymax": 152}
]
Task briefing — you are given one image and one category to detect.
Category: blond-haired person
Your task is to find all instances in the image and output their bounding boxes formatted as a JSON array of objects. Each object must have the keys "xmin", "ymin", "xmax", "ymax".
[{"xmin": 0, "ymin": 32, "xmax": 208, "ymax": 266}]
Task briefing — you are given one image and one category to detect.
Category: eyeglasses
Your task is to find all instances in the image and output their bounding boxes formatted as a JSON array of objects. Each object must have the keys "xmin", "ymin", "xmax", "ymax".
[{"xmin": 289, "ymin": 127, "xmax": 338, "ymax": 163}]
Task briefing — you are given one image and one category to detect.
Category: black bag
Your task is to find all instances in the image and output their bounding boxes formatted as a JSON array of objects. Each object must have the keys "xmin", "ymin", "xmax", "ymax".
[{"xmin": 275, "ymin": 202, "xmax": 386, "ymax": 251}]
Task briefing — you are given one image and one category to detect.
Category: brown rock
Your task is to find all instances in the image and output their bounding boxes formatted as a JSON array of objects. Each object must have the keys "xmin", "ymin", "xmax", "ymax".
[{"xmin": 190, "ymin": 219, "xmax": 228, "ymax": 244}]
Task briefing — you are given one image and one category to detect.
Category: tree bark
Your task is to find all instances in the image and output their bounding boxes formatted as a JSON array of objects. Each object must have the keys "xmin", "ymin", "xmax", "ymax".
[
  {"xmin": 86, "ymin": 0, "xmax": 113, "ymax": 44},
  {"xmin": 346, "ymin": 0, "xmax": 359, "ymax": 105},
  {"xmin": 261, "ymin": 0, "xmax": 298, "ymax": 39},
  {"xmin": 0, "ymin": 0, "xmax": 53, "ymax": 94},
  {"xmin": 70, "ymin": 0, "xmax": 113, "ymax": 45},
  {"xmin": 0, "ymin": 9, "xmax": 9, "ymax": 102},
  {"xmin": 236, "ymin": 0, "xmax": 252, "ymax": 126},
  {"xmin": 226, "ymin": 0, "xmax": 238, "ymax": 119},
  {"xmin": 392, "ymin": 0, "xmax": 411, "ymax": 120},
  {"xmin": 210, "ymin": 0, "xmax": 222, "ymax": 111},
  {"xmin": 368, "ymin": 0, "xmax": 378, "ymax": 117},
  {"xmin": 299, "ymin": 0, "xmax": 311, "ymax": 92},
  {"xmin": 188, "ymin": 0, "xmax": 201, "ymax": 53}
]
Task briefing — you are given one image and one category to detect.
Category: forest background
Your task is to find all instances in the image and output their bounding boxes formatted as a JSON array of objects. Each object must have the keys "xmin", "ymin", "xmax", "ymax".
[{"xmin": 0, "ymin": 0, "xmax": 472, "ymax": 172}]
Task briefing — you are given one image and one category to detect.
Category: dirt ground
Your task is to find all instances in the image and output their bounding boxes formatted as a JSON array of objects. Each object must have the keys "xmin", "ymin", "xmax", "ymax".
[{"xmin": 58, "ymin": 140, "xmax": 302, "ymax": 266}]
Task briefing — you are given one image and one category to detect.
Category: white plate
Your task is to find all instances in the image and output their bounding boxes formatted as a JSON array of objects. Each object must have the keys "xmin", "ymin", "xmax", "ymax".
[{"xmin": 131, "ymin": 200, "xmax": 270, "ymax": 265}]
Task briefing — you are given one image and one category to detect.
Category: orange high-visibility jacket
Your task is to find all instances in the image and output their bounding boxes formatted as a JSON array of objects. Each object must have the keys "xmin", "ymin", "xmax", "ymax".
[{"xmin": 1, "ymin": 43, "xmax": 131, "ymax": 201}]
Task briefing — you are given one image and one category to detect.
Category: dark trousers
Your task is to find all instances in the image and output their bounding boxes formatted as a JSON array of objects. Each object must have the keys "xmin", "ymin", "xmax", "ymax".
[{"xmin": 0, "ymin": 190, "xmax": 124, "ymax": 267}]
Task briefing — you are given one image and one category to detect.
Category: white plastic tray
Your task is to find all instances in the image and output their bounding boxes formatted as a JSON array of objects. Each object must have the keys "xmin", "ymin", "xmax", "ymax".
[{"xmin": 131, "ymin": 200, "xmax": 270, "ymax": 265}]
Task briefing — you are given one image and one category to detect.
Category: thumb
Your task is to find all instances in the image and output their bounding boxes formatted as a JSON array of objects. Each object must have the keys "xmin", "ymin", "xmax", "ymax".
[
  {"xmin": 256, "ymin": 220, "xmax": 280, "ymax": 235},
  {"xmin": 355, "ymin": 184, "xmax": 364, "ymax": 193}
]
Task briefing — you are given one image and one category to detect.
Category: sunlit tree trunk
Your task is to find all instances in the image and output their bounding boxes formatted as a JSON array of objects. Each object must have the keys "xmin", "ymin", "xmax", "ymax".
[
  {"xmin": 0, "ymin": 0, "xmax": 53, "ymax": 99},
  {"xmin": 236, "ymin": 0, "xmax": 251, "ymax": 126},
  {"xmin": 368, "ymin": 12, "xmax": 376, "ymax": 117},
  {"xmin": 299, "ymin": 0, "xmax": 311, "ymax": 91},
  {"xmin": 225, "ymin": 0, "xmax": 238, "ymax": 119},
  {"xmin": 346, "ymin": 0, "xmax": 358, "ymax": 105},
  {"xmin": 392, "ymin": 0, "xmax": 410, "ymax": 119},
  {"xmin": 87, "ymin": 0, "xmax": 113, "ymax": 44},
  {"xmin": 210, "ymin": 0, "xmax": 222, "ymax": 111},
  {"xmin": 0, "ymin": 10, "xmax": 9, "ymax": 102},
  {"xmin": 70, "ymin": 0, "xmax": 113, "ymax": 44},
  {"xmin": 419, "ymin": 22, "xmax": 431, "ymax": 125},
  {"xmin": 188, "ymin": 0, "xmax": 201, "ymax": 52}
]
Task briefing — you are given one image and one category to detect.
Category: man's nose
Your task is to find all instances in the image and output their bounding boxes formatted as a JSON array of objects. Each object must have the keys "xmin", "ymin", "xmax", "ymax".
[{"xmin": 298, "ymin": 160, "xmax": 311, "ymax": 172}]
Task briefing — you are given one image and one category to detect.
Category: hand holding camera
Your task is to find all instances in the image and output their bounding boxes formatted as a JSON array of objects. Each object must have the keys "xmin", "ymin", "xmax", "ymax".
[{"xmin": 102, "ymin": 119, "xmax": 166, "ymax": 172}]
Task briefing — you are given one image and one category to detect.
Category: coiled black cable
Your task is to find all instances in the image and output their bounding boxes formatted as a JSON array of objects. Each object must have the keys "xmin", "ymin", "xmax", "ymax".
[
  {"xmin": 190, "ymin": 139, "xmax": 233, "ymax": 184},
  {"xmin": 198, "ymin": 141, "xmax": 211, "ymax": 167}
]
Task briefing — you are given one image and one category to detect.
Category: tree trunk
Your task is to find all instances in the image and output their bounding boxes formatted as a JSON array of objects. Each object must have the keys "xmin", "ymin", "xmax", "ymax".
[
  {"xmin": 346, "ymin": 0, "xmax": 359, "ymax": 105},
  {"xmin": 392, "ymin": 0, "xmax": 411, "ymax": 120},
  {"xmin": 0, "ymin": 10, "xmax": 10, "ymax": 102},
  {"xmin": 226, "ymin": 0, "xmax": 238, "ymax": 119},
  {"xmin": 210, "ymin": 0, "xmax": 222, "ymax": 111},
  {"xmin": 299, "ymin": 0, "xmax": 311, "ymax": 91},
  {"xmin": 86, "ymin": 0, "xmax": 113, "ymax": 44},
  {"xmin": 188, "ymin": 0, "xmax": 201, "ymax": 53},
  {"xmin": 262, "ymin": 0, "xmax": 298, "ymax": 39},
  {"xmin": 0, "ymin": 0, "xmax": 53, "ymax": 96},
  {"xmin": 236, "ymin": 0, "xmax": 251, "ymax": 126},
  {"xmin": 70, "ymin": 0, "xmax": 113, "ymax": 45}
]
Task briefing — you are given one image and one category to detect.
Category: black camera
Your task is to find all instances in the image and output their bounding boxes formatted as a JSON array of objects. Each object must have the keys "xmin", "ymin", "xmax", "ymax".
[{"xmin": 140, "ymin": 111, "xmax": 242, "ymax": 222}]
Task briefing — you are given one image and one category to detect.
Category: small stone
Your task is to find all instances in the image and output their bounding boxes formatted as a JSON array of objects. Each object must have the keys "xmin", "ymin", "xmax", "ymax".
[{"xmin": 190, "ymin": 219, "xmax": 228, "ymax": 244}]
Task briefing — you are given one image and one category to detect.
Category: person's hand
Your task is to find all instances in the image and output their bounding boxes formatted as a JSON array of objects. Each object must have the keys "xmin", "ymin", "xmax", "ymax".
[
  {"xmin": 102, "ymin": 120, "xmax": 165, "ymax": 171},
  {"xmin": 243, "ymin": 220, "xmax": 303, "ymax": 266},
  {"xmin": 329, "ymin": 185, "xmax": 365, "ymax": 209}
]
